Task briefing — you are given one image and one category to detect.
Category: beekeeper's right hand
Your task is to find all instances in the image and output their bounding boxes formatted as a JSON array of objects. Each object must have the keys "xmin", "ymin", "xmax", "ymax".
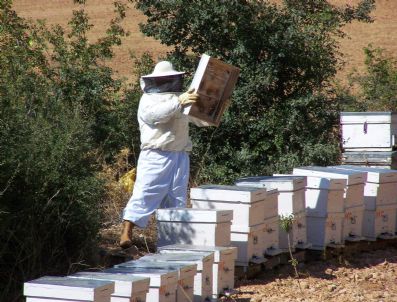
[{"xmin": 179, "ymin": 88, "xmax": 199, "ymax": 106}]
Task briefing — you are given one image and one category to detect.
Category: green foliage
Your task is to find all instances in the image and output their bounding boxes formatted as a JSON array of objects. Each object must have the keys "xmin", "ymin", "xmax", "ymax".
[
  {"xmin": 279, "ymin": 214, "xmax": 295, "ymax": 233},
  {"xmin": 346, "ymin": 45, "xmax": 397, "ymax": 111},
  {"xmin": 132, "ymin": 0, "xmax": 374, "ymax": 184},
  {"xmin": 0, "ymin": 1, "xmax": 142, "ymax": 300}
]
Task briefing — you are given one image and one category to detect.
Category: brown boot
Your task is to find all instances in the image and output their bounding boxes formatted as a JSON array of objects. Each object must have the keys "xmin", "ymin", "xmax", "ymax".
[{"xmin": 119, "ymin": 220, "xmax": 134, "ymax": 249}]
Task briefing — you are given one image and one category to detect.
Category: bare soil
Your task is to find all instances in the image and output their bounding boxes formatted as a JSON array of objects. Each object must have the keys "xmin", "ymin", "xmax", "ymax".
[{"xmin": 232, "ymin": 247, "xmax": 397, "ymax": 302}]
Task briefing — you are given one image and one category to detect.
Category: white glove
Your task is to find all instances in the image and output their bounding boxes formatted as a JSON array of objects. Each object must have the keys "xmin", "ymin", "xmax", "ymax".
[{"xmin": 179, "ymin": 88, "xmax": 199, "ymax": 106}]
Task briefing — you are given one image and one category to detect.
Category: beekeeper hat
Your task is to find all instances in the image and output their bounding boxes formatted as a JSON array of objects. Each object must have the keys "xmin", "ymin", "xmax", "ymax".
[{"xmin": 141, "ymin": 61, "xmax": 185, "ymax": 78}]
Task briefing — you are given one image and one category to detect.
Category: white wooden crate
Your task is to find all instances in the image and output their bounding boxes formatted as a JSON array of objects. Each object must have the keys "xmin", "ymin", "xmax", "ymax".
[
  {"xmin": 304, "ymin": 178, "xmax": 345, "ymax": 217},
  {"xmin": 69, "ymin": 272, "xmax": 149, "ymax": 302},
  {"xmin": 156, "ymin": 208, "xmax": 232, "ymax": 247},
  {"xmin": 333, "ymin": 165, "xmax": 397, "ymax": 210},
  {"xmin": 190, "ymin": 185, "xmax": 267, "ymax": 227},
  {"xmin": 293, "ymin": 167, "xmax": 366, "ymax": 209},
  {"xmin": 263, "ymin": 189, "xmax": 279, "ymax": 219},
  {"xmin": 104, "ymin": 267, "xmax": 178, "ymax": 302},
  {"xmin": 341, "ymin": 112, "xmax": 397, "ymax": 151},
  {"xmin": 236, "ymin": 176, "xmax": 306, "ymax": 215},
  {"xmin": 362, "ymin": 205, "xmax": 397, "ymax": 240},
  {"xmin": 306, "ymin": 213, "xmax": 344, "ymax": 250},
  {"xmin": 24, "ymin": 276, "xmax": 114, "ymax": 302},
  {"xmin": 138, "ymin": 253, "xmax": 214, "ymax": 302},
  {"xmin": 157, "ymin": 245, "xmax": 237, "ymax": 298},
  {"xmin": 114, "ymin": 261, "xmax": 197, "ymax": 302}
]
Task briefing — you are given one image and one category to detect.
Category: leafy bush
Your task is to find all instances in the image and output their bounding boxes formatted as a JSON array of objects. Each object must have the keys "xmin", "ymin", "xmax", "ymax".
[
  {"xmin": 132, "ymin": 0, "xmax": 374, "ymax": 184},
  {"xmin": 345, "ymin": 45, "xmax": 397, "ymax": 111},
  {"xmin": 0, "ymin": 1, "xmax": 142, "ymax": 300}
]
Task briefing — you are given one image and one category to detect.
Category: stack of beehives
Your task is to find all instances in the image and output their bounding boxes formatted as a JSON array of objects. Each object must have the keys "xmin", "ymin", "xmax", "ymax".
[{"xmin": 341, "ymin": 112, "xmax": 397, "ymax": 169}]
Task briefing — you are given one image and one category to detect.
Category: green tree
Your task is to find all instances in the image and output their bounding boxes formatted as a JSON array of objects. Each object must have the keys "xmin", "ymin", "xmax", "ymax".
[{"xmin": 132, "ymin": 0, "xmax": 375, "ymax": 184}]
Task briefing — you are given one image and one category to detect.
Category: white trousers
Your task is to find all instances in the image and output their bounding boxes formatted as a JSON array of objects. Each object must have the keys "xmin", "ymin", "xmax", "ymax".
[{"xmin": 122, "ymin": 149, "xmax": 189, "ymax": 228}]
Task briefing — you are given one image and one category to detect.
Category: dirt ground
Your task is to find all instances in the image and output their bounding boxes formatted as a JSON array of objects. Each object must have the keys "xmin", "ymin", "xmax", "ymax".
[
  {"xmin": 232, "ymin": 247, "xmax": 397, "ymax": 302},
  {"xmin": 100, "ymin": 223, "xmax": 397, "ymax": 302}
]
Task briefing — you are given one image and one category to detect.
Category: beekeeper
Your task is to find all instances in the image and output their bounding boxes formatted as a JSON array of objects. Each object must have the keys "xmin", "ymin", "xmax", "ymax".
[{"xmin": 120, "ymin": 61, "xmax": 200, "ymax": 248}]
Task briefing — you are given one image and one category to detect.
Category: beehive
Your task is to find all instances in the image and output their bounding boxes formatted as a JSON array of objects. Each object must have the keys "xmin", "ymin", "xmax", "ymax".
[
  {"xmin": 158, "ymin": 244, "xmax": 237, "ymax": 299},
  {"xmin": 156, "ymin": 208, "xmax": 233, "ymax": 247}
]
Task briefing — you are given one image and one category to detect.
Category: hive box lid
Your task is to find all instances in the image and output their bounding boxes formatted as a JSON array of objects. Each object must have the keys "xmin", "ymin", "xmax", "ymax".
[
  {"xmin": 332, "ymin": 165, "xmax": 397, "ymax": 183},
  {"xmin": 293, "ymin": 166, "xmax": 367, "ymax": 185},
  {"xmin": 138, "ymin": 252, "xmax": 214, "ymax": 271},
  {"xmin": 190, "ymin": 185, "xmax": 267, "ymax": 203},
  {"xmin": 103, "ymin": 267, "xmax": 177, "ymax": 288},
  {"xmin": 156, "ymin": 208, "xmax": 233, "ymax": 223},
  {"xmin": 70, "ymin": 272, "xmax": 149, "ymax": 297},
  {"xmin": 236, "ymin": 176, "xmax": 306, "ymax": 191},
  {"xmin": 340, "ymin": 112, "xmax": 397, "ymax": 124},
  {"xmin": 157, "ymin": 244, "xmax": 238, "ymax": 262},
  {"xmin": 24, "ymin": 276, "xmax": 114, "ymax": 300},
  {"xmin": 114, "ymin": 260, "xmax": 197, "ymax": 279},
  {"xmin": 275, "ymin": 174, "xmax": 346, "ymax": 190}
]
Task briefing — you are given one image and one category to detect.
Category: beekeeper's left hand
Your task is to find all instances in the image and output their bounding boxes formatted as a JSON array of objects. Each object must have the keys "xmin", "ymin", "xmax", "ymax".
[{"xmin": 179, "ymin": 88, "xmax": 199, "ymax": 106}]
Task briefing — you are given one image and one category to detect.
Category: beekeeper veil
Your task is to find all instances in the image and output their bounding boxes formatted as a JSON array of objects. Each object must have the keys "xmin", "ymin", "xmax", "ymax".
[{"xmin": 140, "ymin": 61, "xmax": 185, "ymax": 93}]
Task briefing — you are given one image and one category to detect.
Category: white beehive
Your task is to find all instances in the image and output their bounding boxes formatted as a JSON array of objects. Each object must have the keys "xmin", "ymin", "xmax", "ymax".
[
  {"xmin": 301, "ymin": 176, "xmax": 346, "ymax": 217},
  {"xmin": 156, "ymin": 208, "xmax": 232, "ymax": 247},
  {"xmin": 236, "ymin": 176, "xmax": 309, "ymax": 250},
  {"xmin": 236, "ymin": 176, "xmax": 306, "ymax": 215},
  {"xmin": 293, "ymin": 166, "xmax": 367, "ymax": 209},
  {"xmin": 341, "ymin": 112, "xmax": 397, "ymax": 151},
  {"xmin": 138, "ymin": 253, "xmax": 214, "ymax": 302},
  {"xmin": 114, "ymin": 261, "xmax": 197, "ymax": 302},
  {"xmin": 230, "ymin": 223, "xmax": 266, "ymax": 266},
  {"xmin": 157, "ymin": 245, "xmax": 237, "ymax": 299},
  {"xmin": 104, "ymin": 267, "xmax": 178, "ymax": 302},
  {"xmin": 190, "ymin": 185, "xmax": 267, "ymax": 226},
  {"xmin": 69, "ymin": 272, "xmax": 150, "ymax": 302},
  {"xmin": 306, "ymin": 213, "xmax": 344, "ymax": 250},
  {"xmin": 362, "ymin": 205, "xmax": 397, "ymax": 240},
  {"xmin": 24, "ymin": 276, "xmax": 114, "ymax": 302},
  {"xmin": 333, "ymin": 165, "xmax": 397, "ymax": 209}
]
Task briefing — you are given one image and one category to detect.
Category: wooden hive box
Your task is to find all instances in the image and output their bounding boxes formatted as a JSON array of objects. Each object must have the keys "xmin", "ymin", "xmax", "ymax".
[
  {"xmin": 69, "ymin": 272, "xmax": 150, "ymax": 302},
  {"xmin": 138, "ymin": 252, "xmax": 214, "ymax": 302},
  {"xmin": 156, "ymin": 208, "xmax": 232, "ymax": 247},
  {"xmin": 114, "ymin": 261, "xmax": 197, "ymax": 302},
  {"xmin": 341, "ymin": 111, "xmax": 397, "ymax": 151},
  {"xmin": 104, "ymin": 267, "xmax": 178, "ymax": 302},
  {"xmin": 158, "ymin": 245, "xmax": 237, "ymax": 299},
  {"xmin": 24, "ymin": 276, "xmax": 114, "ymax": 302},
  {"xmin": 184, "ymin": 54, "xmax": 240, "ymax": 126}
]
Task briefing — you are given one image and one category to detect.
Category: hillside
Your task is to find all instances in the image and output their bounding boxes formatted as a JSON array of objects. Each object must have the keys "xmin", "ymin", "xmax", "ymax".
[{"xmin": 13, "ymin": 0, "xmax": 397, "ymax": 81}]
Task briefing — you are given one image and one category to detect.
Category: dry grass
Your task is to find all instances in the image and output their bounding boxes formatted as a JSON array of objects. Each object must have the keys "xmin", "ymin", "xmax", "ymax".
[{"xmin": 13, "ymin": 0, "xmax": 397, "ymax": 82}]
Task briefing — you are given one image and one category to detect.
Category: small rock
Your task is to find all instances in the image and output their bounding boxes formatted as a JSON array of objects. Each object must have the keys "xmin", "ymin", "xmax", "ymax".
[
  {"xmin": 328, "ymin": 284, "xmax": 337, "ymax": 292},
  {"xmin": 325, "ymin": 268, "xmax": 333, "ymax": 275}
]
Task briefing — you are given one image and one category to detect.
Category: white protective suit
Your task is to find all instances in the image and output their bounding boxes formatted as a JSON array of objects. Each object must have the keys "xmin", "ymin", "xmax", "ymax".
[{"xmin": 122, "ymin": 91, "xmax": 194, "ymax": 228}]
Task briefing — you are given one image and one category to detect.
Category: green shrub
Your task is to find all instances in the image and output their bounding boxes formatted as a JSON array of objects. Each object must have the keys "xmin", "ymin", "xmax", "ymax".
[
  {"xmin": 0, "ymin": 1, "xmax": 141, "ymax": 300},
  {"xmin": 346, "ymin": 45, "xmax": 397, "ymax": 111}
]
